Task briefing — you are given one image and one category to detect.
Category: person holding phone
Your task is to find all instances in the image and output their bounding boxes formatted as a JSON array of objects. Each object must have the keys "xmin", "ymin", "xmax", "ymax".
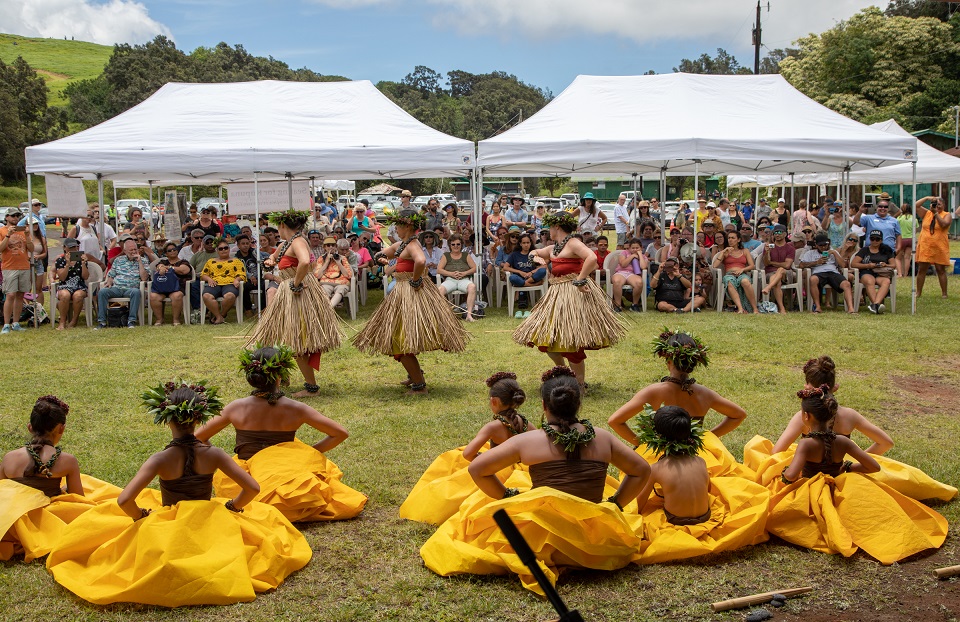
[
  {"xmin": 914, "ymin": 195, "xmax": 953, "ymax": 298},
  {"xmin": 797, "ymin": 233, "xmax": 854, "ymax": 313},
  {"xmin": 851, "ymin": 230, "xmax": 896, "ymax": 314},
  {"xmin": 0, "ymin": 208, "xmax": 31, "ymax": 333},
  {"xmin": 53, "ymin": 238, "xmax": 91, "ymax": 330}
]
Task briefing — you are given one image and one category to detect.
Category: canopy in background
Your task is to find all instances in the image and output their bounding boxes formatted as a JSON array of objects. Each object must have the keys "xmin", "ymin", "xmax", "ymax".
[
  {"xmin": 26, "ymin": 80, "xmax": 474, "ymax": 182},
  {"xmin": 728, "ymin": 119, "xmax": 960, "ymax": 187},
  {"xmin": 477, "ymin": 74, "xmax": 917, "ymax": 176}
]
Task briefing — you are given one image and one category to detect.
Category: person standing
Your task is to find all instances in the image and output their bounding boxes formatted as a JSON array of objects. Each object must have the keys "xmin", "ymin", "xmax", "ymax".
[
  {"xmin": 613, "ymin": 194, "xmax": 630, "ymax": 249},
  {"xmin": 504, "ymin": 195, "xmax": 528, "ymax": 230},
  {"xmin": 914, "ymin": 196, "xmax": 953, "ymax": 298},
  {"xmin": 853, "ymin": 199, "xmax": 901, "ymax": 252},
  {"xmin": 0, "ymin": 209, "xmax": 31, "ymax": 333},
  {"xmin": 572, "ymin": 192, "xmax": 606, "ymax": 236}
]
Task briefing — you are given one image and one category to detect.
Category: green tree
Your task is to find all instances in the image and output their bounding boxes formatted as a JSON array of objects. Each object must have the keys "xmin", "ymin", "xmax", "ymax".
[
  {"xmin": 402, "ymin": 65, "xmax": 444, "ymax": 95},
  {"xmin": 674, "ymin": 48, "xmax": 753, "ymax": 74},
  {"xmin": 0, "ymin": 57, "xmax": 67, "ymax": 181}
]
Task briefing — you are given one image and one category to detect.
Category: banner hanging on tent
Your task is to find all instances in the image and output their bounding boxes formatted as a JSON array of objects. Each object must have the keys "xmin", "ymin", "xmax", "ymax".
[
  {"xmin": 43, "ymin": 174, "xmax": 88, "ymax": 218},
  {"xmin": 226, "ymin": 180, "xmax": 311, "ymax": 215}
]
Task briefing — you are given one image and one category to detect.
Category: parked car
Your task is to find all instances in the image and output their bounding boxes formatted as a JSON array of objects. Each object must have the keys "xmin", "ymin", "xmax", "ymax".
[
  {"xmin": 195, "ymin": 197, "xmax": 220, "ymax": 211},
  {"xmin": 413, "ymin": 195, "xmax": 432, "ymax": 209},
  {"xmin": 431, "ymin": 193, "xmax": 457, "ymax": 207},
  {"xmin": 370, "ymin": 201, "xmax": 396, "ymax": 222},
  {"xmin": 597, "ymin": 203, "xmax": 617, "ymax": 230},
  {"xmin": 116, "ymin": 199, "xmax": 152, "ymax": 225},
  {"xmin": 534, "ymin": 197, "xmax": 566, "ymax": 212},
  {"xmin": 337, "ymin": 195, "xmax": 356, "ymax": 209},
  {"xmin": 560, "ymin": 193, "xmax": 580, "ymax": 207},
  {"xmin": 660, "ymin": 200, "xmax": 698, "ymax": 226}
]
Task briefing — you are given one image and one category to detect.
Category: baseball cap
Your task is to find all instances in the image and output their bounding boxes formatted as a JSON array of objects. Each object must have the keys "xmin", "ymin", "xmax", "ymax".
[
  {"xmin": 62, "ymin": 237, "xmax": 80, "ymax": 248},
  {"xmin": 31, "ymin": 198, "xmax": 41, "ymax": 205},
  {"xmin": 358, "ymin": 199, "xmax": 369, "ymax": 206},
  {"xmin": 202, "ymin": 234, "xmax": 216, "ymax": 243},
  {"xmin": 869, "ymin": 230, "xmax": 882, "ymax": 239},
  {"xmin": 772, "ymin": 224, "xmax": 787, "ymax": 233},
  {"xmin": 759, "ymin": 198, "xmax": 768, "ymax": 203},
  {"xmin": 706, "ymin": 201, "xmax": 716, "ymax": 208},
  {"xmin": 400, "ymin": 190, "xmax": 412, "ymax": 197},
  {"xmin": 814, "ymin": 233, "xmax": 830, "ymax": 244},
  {"xmin": 777, "ymin": 198, "xmax": 785, "ymax": 203}
]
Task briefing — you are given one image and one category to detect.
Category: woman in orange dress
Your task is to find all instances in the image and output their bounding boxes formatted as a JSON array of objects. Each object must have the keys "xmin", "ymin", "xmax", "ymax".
[{"xmin": 913, "ymin": 195, "xmax": 952, "ymax": 298}]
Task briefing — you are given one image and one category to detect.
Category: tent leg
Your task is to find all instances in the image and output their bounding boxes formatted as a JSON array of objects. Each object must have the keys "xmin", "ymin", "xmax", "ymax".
[
  {"xmin": 790, "ymin": 173, "xmax": 795, "ymax": 222},
  {"xmin": 26, "ymin": 174, "xmax": 37, "ymax": 327},
  {"xmin": 254, "ymin": 173, "xmax": 261, "ymax": 318},
  {"xmin": 911, "ymin": 162, "xmax": 917, "ymax": 315},
  {"xmin": 692, "ymin": 162, "xmax": 699, "ymax": 311},
  {"xmin": 98, "ymin": 176, "xmax": 106, "ymax": 261}
]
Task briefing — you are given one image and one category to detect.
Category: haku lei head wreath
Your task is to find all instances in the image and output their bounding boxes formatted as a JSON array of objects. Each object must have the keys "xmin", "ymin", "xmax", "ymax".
[
  {"xmin": 651, "ymin": 328, "xmax": 710, "ymax": 371},
  {"xmin": 541, "ymin": 211, "xmax": 577, "ymax": 230},
  {"xmin": 634, "ymin": 404, "xmax": 705, "ymax": 457},
  {"xmin": 36, "ymin": 395, "xmax": 69, "ymax": 415},
  {"xmin": 386, "ymin": 210, "xmax": 427, "ymax": 230},
  {"xmin": 541, "ymin": 366, "xmax": 576, "ymax": 382},
  {"xmin": 797, "ymin": 384, "xmax": 832, "ymax": 399},
  {"xmin": 239, "ymin": 344, "xmax": 296, "ymax": 386},
  {"xmin": 268, "ymin": 210, "xmax": 310, "ymax": 229},
  {"xmin": 485, "ymin": 371, "xmax": 517, "ymax": 387},
  {"xmin": 141, "ymin": 380, "xmax": 224, "ymax": 426}
]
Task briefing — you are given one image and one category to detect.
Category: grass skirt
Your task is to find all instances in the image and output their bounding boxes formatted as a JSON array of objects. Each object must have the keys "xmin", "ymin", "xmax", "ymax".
[
  {"xmin": 744, "ymin": 435, "xmax": 958, "ymax": 502},
  {"xmin": 46, "ymin": 489, "xmax": 311, "ymax": 606},
  {"xmin": 212, "ymin": 439, "xmax": 367, "ymax": 522},
  {"xmin": 399, "ymin": 444, "xmax": 527, "ymax": 525},
  {"xmin": 353, "ymin": 273, "xmax": 469, "ymax": 356},
  {"xmin": 626, "ymin": 477, "xmax": 770, "ymax": 564},
  {"xmin": 512, "ymin": 275, "xmax": 625, "ymax": 353},
  {"xmin": 248, "ymin": 268, "xmax": 343, "ymax": 357},
  {"xmin": 420, "ymin": 470, "xmax": 639, "ymax": 596},
  {"xmin": 0, "ymin": 475, "xmax": 121, "ymax": 562}
]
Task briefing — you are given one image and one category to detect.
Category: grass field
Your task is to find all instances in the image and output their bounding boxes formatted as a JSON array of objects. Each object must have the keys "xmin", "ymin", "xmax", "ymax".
[
  {"xmin": 0, "ymin": 33, "xmax": 111, "ymax": 107},
  {"xmin": 0, "ymin": 276, "xmax": 958, "ymax": 621}
]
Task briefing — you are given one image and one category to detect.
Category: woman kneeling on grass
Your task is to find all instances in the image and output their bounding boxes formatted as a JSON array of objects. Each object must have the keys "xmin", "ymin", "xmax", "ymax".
[
  {"xmin": 195, "ymin": 345, "xmax": 367, "ymax": 523},
  {"xmin": 420, "ymin": 366, "xmax": 650, "ymax": 595},
  {"xmin": 400, "ymin": 371, "xmax": 530, "ymax": 525},
  {"xmin": 46, "ymin": 380, "xmax": 311, "ymax": 606}
]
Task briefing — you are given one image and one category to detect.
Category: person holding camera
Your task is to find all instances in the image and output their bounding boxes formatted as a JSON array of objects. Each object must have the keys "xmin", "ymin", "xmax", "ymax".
[
  {"xmin": 914, "ymin": 195, "xmax": 953, "ymax": 298},
  {"xmin": 798, "ymin": 233, "xmax": 854, "ymax": 314},
  {"xmin": 820, "ymin": 198, "xmax": 847, "ymax": 249},
  {"xmin": 54, "ymin": 238, "xmax": 92, "ymax": 330},
  {"xmin": 315, "ymin": 236, "xmax": 353, "ymax": 309},
  {"xmin": 651, "ymin": 257, "xmax": 702, "ymax": 312},
  {"xmin": 851, "ymin": 230, "xmax": 896, "ymax": 314},
  {"xmin": 854, "ymin": 199, "xmax": 900, "ymax": 251}
]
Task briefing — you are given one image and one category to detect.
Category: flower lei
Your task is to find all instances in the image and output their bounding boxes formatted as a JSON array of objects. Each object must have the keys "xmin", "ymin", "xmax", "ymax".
[
  {"xmin": 386, "ymin": 211, "xmax": 426, "ymax": 230},
  {"xmin": 542, "ymin": 211, "xmax": 577, "ymax": 231},
  {"xmin": 651, "ymin": 327, "xmax": 710, "ymax": 370},
  {"xmin": 239, "ymin": 343, "xmax": 295, "ymax": 387},
  {"xmin": 496, "ymin": 411, "xmax": 529, "ymax": 435},
  {"xmin": 141, "ymin": 380, "xmax": 224, "ymax": 426},
  {"xmin": 634, "ymin": 404, "xmax": 704, "ymax": 457},
  {"xmin": 543, "ymin": 419, "xmax": 596, "ymax": 453},
  {"xmin": 268, "ymin": 210, "xmax": 310, "ymax": 229}
]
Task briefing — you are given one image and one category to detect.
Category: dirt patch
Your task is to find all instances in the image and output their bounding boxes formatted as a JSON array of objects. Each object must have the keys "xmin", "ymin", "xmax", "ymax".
[
  {"xmin": 888, "ymin": 374, "xmax": 960, "ymax": 417},
  {"xmin": 35, "ymin": 69, "xmax": 68, "ymax": 80},
  {"xmin": 756, "ymin": 583, "xmax": 959, "ymax": 621}
]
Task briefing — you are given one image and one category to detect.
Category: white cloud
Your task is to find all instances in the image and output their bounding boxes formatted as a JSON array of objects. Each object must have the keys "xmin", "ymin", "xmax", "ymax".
[
  {"xmin": 305, "ymin": 0, "xmax": 391, "ymax": 7},
  {"xmin": 427, "ymin": 0, "xmax": 879, "ymax": 48},
  {"xmin": 1, "ymin": 0, "xmax": 173, "ymax": 45}
]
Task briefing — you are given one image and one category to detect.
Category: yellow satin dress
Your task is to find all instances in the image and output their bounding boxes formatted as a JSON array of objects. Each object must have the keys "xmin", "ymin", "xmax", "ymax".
[
  {"xmin": 46, "ymin": 488, "xmax": 312, "ymax": 606},
  {"xmin": 0, "ymin": 474, "xmax": 121, "ymax": 562},
  {"xmin": 212, "ymin": 439, "xmax": 367, "ymax": 523},
  {"xmin": 744, "ymin": 435, "xmax": 958, "ymax": 502},
  {"xmin": 635, "ymin": 430, "xmax": 755, "ymax": 479},
  {"xmin": 420, "ymin": 469, "xmax": 640, "ymax": 596},
  {"xmin": 745, "ymin": 437, "xmax": 948, "ymax": 564}
]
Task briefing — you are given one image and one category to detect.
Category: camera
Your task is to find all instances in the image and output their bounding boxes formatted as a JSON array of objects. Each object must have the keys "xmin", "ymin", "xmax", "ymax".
[{"xmin": 829, "ymin": 208, "xmax": 837, "ymax": 214}]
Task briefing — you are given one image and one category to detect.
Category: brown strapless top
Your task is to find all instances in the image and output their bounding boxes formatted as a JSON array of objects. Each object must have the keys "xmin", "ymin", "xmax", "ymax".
[
  {"xmin": 234, "ymin": 429, "xmax": 297, "ymax": 460},
  {"xmin": 159, "ymin": 437, "xmax": 213, "ymax": 506},
  {"xmin": 801, "ymin": 431, "xmax": 845, "ymax": 479},
  {"xmin": 529, "ymin": 459, "xmax": 608, "ymax": 503},
  {"xmin": 12, "ymin": 475, "xmax": 63, "ymax": 497}
]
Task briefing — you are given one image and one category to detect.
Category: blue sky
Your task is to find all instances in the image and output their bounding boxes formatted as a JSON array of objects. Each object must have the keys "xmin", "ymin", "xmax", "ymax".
[{"xmin": 5, "ymin": 0, "xmax": 880, "ymax": 95}]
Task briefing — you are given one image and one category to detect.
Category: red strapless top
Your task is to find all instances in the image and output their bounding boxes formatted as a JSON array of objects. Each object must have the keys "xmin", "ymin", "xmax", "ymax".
[
  {"xmin": 278, "ymin": 256, "xmax": 299, "ymax": 270},
  {"xmin": 396, "ymin": 258, "xmax": 415, "ymax": 272},
  {"xmin": 551, "ymin": 257, "xmax": 584, "ymax": 277}
]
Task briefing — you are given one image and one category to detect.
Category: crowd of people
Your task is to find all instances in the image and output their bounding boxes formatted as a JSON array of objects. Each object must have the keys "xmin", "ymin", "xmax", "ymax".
[{"xmin": 0, "ymin": 189, "xmax": 955, "ymax": 332}]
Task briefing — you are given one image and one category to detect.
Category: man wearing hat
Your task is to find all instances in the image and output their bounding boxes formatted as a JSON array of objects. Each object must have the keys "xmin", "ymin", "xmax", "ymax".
[
  {"xmin": 762, "ymin": 224, "xmax": 797, "ymax": 314},
  {"xmin": 150, "ymin": 232, "xmax": 168, "ymax": 256},
  {"xmin": 398, "ymin": 189, "xmax": 413, "ymax": 212},
  {"xmin": 853, "ymin": 195, "xmax": 900, "ymax": 251},
  {"xmin": 741, "ymin": 198, "xmax": 754, "ymax": 223},
  {"xmin": 316, "ymin": 235, "xmax": 353, "ymax": 309},
  {"xmin": 1, "ymin": 208, "xmax": 31, "ymax": 333},
  {"xmin": 755, "ymin": 197, "xmax": 772, "ymax": 222},
  {"xmin": 18, "ymin": 199, "xmax": 46, "ymax": 237},
  {"xmin": 694, "ymin": 198, "xmax": 710, "ymax": 231},
  {"xmin": 701, "ymin": 218, "xmax": 717, "ymax": 248},
  {"xmin": 798, "ymin": 233, "xmax": 854, "ymax": 313},
  {"xmin": 504, "ymin": 195, "xmax": 528, "ymax": 230},
  {"xmin": 419, "ymin": 230, "xmax": 443, "ymax": 279}
]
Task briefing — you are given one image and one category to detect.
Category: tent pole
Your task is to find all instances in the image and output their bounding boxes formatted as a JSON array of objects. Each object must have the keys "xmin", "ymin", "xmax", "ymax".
[
  {"xmin": 189, "ymin": 186, "xmax": 193, "ymax": 204},
  {"xmin": 790, "ymin": 174, "xmax": 795, "ymax": 224},
  {"xmin": 286, "ymin": 173, "xmax": 293, "ymax": 210},
  {"xmin": 659, "ymin": 167, "xmax": 666, "ymax": 243},
  {"xmin": 692, "ymin": 161, "xmax": 699, "ymax": 311},
  {"xmin": 254, "ymin": 172, "xmax": 261, "ymax": 318},
  {"xmin": 113, "ymin": 184, "xmax": 118, "ymax": 228},
  {"xmin": 899, "ymin": 183, "xmax": 904, "ymax": 208},
  {"xmin": 472, "ymin": 167, "xmax": 481, "ymax": 301},
  {"xmin": 98, "ymin": 175, "xmax": 107, "ymax": 262},
  {"xmin": 632, "ymin": 173, "xmax": 638, "ymax": 238},
  {"xmin": 911, "ymin": 162, "xmax": 917, "ymax": 315},
  {"xmin": 148, "ymin": 182, "xmax": 154, "ymax": 237},
  {"xmin": 26, "ymin": 173, "xmax": 37, "ymax": 327}
]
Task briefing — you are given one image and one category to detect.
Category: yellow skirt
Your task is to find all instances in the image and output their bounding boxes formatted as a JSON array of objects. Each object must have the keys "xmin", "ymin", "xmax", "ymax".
[
  {"xmin": 744, "ymin": 435, "xmax": 958, "ymax": 502},
  {"xmin": 420, "ymin": 470, "xmax": 640, "ymax": 596},
  {"xmin": 213, "ymin": 440, "xmax": 367, "ymax": 523},
  {"xmin": 398, "ymin": 444, "xmax": 527, "ymax": 525},
  {"xmin": 767, "ymin": 472, "xmax": 947, "ymax": 564},
  {"xmin": 46, "ymin": 489, "xmax": 312, "ymax": 606},
  {"xmin": 627, "ymin": 477, "xmax": 770, "ymax": 565},
  {"xmin": 635, "ymin": 431, "xmax": 755, "ymax": 480},
  {"xmin": 0, "ymin": 475, "xmax": 121, "ymax": 562}
]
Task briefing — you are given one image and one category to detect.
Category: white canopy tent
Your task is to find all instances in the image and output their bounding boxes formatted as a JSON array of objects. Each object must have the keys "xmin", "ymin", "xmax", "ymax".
[{"xmin": 478, "ymin": 73, "xmax": 921, "ymax": 312}]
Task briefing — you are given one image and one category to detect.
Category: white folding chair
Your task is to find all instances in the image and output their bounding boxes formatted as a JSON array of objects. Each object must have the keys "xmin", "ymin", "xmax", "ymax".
[
  {"xmin": 435, "ymin": 274, "xmax": 465, "ymax": 306},
  {"xmin": 505, "ymin": 271, "xmax": 547, "ymax": 318},
  {"xmin": 199, "ymin": 280, "xmax": 244, "ymax": 324},
  {"xmin": 147, "ymin": 278, "xmax": 191, "ymax": 325},
  {"xmin": 604, "ymin": 251, "xmax": 648, "ymax": 311},
  {"xmin": 713, "ymin": 266, "xmax": 761, "ymax": 313},
  {"xmin": 804, "ymin": 268, "xmax": 850, "ymax": 312},
  {"xmin": 758, "ymin": 266, "xmax": 803, "ymax": 312},
  {"xmin": 100, "ymin": 281, "xmax": 147, "ymax": 326},
  {"xmin": 852, "ymin": 268, "xmax": 897, "ymax": 313},
  {"xmin": 357, "ymin": 267, "xmax": 369, "ymax": 306},
  {"xmin": 339, "ymin": 275, "xmax": 358, "ymax": 320},
  {"xmin": 492, "ymin": 266, "xmax": 509, "ymax": 307}
]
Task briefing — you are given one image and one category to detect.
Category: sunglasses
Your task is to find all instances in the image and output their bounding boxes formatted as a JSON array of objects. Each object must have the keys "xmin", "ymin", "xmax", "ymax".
[
  {"xmin": 846, "ymin": 237, "xmax": 857, "ymax": 242},
  {"xmin": 817, "ymin": 242, "xmax": 830, "ymax": 247},
  {"xmin": 324, "ymin": 243, "xmax": 335, "ymax": 247},
  {"xmin": 217, "ymin": 246, "xmax": 229, "ymax": 251}
]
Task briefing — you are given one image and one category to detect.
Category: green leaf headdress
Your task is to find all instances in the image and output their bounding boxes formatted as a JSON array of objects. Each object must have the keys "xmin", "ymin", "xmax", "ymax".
[
  {"xmin": 541, "ymin": 210, "xmax": 577, "ymax": 231},
  {"xmin": 651, "ymin": 327, "xmax": 710, "ymax": 370},
  {"xmin": 267, "ymin": 210, "xmax": 310, "ymax": 229},
  {"xmin": 634, "ymin": 404, "xmax": 704, "ymax": 457},
  {"xmin": 239, "ymin": 344, "xmax": 296, "ymax": 386},
  {"xmin": 141, "ymin": 380, "xmax": 224, "ymax": 426},
  {"xmin": 385, "ymin": 210, "xmax": 427, "ymax": 230}
]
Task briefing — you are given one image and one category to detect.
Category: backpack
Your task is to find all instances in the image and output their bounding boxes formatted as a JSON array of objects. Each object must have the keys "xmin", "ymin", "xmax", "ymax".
[
  {"xmin": 18, "ymin": 302, "xmax": 49, "ymax": 326},
  {"xmin": 106, "ymin": 304, "xmax": 129, "ymax": 328}
]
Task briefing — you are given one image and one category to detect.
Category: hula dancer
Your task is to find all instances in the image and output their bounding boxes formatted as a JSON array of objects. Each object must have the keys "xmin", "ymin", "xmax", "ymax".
[
  {"xmin": 608, "ymin": 329, "xmax": 752, "ymax": 478},
  {"xmin": 353, "ymin": 209, "xmax": 468, "ymax": 395},
  {"xmin": 195, "ymin": 345, "xmax": 367, "ymax": 522},
  {"xmin": 250, "ymin": 209, "xmax": 343, "ymax": 398},
  {"xmin": 46, "ymin": 380, "xmax": 311, "ymax": 606},
  {"xmin": 513, "ymin": 211, "xmax": 625, "ymax": 389}
]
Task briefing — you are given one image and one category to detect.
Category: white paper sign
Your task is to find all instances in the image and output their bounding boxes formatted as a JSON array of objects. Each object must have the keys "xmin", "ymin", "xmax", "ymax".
[
  {"xmin": 43, "ymin": 174, "xmax": 88, "ymax": 218},
  {"xmin": 225, "ymin": 180, "xmax": 311, "ymax": 215},
  {"xmin": 163, "ymin": 190, "xmax": 183, "ymax": 243}
]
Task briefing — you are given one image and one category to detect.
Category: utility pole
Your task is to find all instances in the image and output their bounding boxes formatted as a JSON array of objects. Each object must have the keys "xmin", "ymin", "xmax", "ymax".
[
  {"xmin": 752, "ymin": 1, "xmax": 762, "ymax": 74},
  {"xmin": 954, "ymin": 105, "xmax": 959, "ymax": 149}
]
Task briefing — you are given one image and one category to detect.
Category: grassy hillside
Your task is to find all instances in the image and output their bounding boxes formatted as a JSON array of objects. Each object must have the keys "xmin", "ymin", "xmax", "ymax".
[{"xmin": 0, "ymin": 33, "xmax": 111, "ymax": 107}]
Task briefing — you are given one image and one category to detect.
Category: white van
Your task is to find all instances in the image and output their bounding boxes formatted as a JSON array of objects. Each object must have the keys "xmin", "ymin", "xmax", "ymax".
[
  {"xmin": 337, "ymin": 196, "xmax": 356, "ymax": 208},
  {"xmin": 560, "ymin": 193, "xmax": 580, "ymax": 207}
]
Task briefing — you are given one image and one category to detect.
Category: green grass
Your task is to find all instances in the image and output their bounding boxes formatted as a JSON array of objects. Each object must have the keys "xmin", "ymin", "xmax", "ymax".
[
  {"xmin": 0, "ymin": 33, "xmax": 111, "ymax": 107},
  {"xmin": 0, "ymin": 280, "xmax": 958, "ymax": 620}
]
